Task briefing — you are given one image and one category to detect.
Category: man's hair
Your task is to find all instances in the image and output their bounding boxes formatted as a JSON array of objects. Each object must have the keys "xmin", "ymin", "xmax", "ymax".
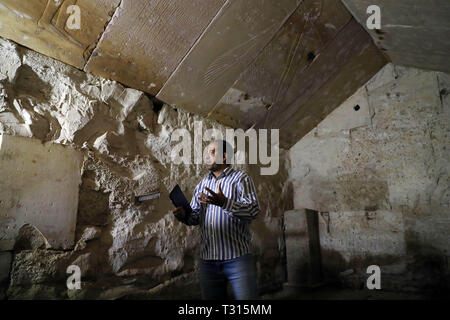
[{"xmin": 214, "ymin": 139, "xmax": 234, "ymax": 165}]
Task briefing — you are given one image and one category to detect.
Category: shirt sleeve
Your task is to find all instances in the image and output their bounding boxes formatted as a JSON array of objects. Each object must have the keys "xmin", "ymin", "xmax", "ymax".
[
  {"xmin": 184, "ymin": 182, "xmax": 202, "ymax": 226},
  {"xmin": 222, "ymin": 175, "xmax": 260, "ymax": 222}
]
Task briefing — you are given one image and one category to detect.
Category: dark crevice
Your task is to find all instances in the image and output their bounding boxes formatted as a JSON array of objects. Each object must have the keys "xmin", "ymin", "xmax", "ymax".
[
  {"xmin": 148, "ymin": 95, "xmax": 164, "ymax": 114},
  {"xmin": 307, "ymin": 51, "xmax": 316, "ymax": 62}
]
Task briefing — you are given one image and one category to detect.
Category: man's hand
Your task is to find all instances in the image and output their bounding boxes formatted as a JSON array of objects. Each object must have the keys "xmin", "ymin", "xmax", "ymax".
[
  {"xmin": 172, "ymin": 206, "xmax": 185, "ymax": 220},
  {"xmin": 199, "ymin": 183, "xmax": 227, "ymax": 207}
]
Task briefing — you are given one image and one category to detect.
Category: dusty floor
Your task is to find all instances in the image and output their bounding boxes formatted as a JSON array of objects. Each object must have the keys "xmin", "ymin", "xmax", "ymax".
[{"xmin": 260, "ymin": 285, "xmax": 447, "ymax": 300}]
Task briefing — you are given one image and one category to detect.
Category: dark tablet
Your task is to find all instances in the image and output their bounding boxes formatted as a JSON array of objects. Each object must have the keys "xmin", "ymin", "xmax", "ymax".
[{"xmin": 169, "ymin": 184, "xmax": 193, "ymax": 216}]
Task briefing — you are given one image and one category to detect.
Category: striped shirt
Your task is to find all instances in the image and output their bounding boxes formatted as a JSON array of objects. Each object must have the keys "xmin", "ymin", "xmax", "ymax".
[{"xmin": 182, "ymin": 166, "xmax": 260, "ymax": 260}]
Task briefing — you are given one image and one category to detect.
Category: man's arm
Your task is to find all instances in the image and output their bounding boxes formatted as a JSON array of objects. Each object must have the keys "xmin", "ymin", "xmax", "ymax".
[
  {"xmin": 222, "ymin": 175, "xmax": 260, "ymax": 222},
  {"xmin": 200, "ymin": 174, "xmax": 260, "ymax": 222}
]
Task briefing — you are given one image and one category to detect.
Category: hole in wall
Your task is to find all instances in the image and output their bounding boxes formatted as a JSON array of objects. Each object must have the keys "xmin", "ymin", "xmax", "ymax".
[
  {"xmin": 307, "ymin": 51, "xmax": 316, "ymax": 62},
  {"xmin": 354, "ymin": 104, "xmax": 361, "ymax": 111},
  {"xmin": 151, "ymin": 97, "xmax": 164, "ymax": 114}
]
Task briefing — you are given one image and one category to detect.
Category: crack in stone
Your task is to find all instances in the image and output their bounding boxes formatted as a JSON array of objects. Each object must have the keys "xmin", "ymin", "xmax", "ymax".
[
  {"xmin": 83, "ymin": 0, "xmax": 124, "ymax": 71},
  {"xmin": 436, "ymin": 73, "xmax": 446, "ymax": 114}
]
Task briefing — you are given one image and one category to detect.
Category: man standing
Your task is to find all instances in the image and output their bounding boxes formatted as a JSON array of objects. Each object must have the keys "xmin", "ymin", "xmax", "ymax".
[{"xmin": 172, "ymin": 140, "xmax": 260, "ymax": 300}]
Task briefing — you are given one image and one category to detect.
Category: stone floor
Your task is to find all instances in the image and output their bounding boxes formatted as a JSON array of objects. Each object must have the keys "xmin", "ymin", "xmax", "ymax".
[{"xmin": 260, "ymin": 285, "xmax": 446, "ymax": 300}]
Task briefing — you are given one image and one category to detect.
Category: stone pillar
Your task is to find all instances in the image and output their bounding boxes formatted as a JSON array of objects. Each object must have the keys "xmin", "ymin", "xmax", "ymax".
[{"xmin": 284, "ymin": 209, "xmax": 323, "ymax": 290}]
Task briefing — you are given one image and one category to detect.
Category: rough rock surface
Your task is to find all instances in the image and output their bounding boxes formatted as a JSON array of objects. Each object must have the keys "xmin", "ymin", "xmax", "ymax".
[
  {"xmin": 290, "ymin": 63, "xmax": 450, "ymax": 294},
  {"xmin": 13, "ymin": 224, "xmax": 51, "ymax": 250},
  {"xmin": 0, "ymin": 37, "xmax": 291, "ymax": 299}
]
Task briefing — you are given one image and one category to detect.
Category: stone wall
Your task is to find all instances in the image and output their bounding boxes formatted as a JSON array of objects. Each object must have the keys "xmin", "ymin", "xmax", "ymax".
[
  {"xmin": 0, "ymin": 37, "xmax": 292, "ymax": 299},
  {"xmin": 0, "ymin": 134, "xmax": 83, "ymax": 251},
  {"xmin": 289, "ymin": 63, "xmax": 450, "ymax": 294}
]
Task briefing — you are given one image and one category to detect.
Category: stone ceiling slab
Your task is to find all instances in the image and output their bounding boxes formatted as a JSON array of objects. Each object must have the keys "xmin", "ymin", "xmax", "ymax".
[
  {"xmin": 341, "ymin": 0, "xmax": 450, "ymax": 73},
  {"xmin": 258, "ymin": 19, "xmax": 385, "ymax": 130},
  {"xmin": 0, "ymin": 0, "xmax": 120, "ymax": 69},
  {"xmin": 156, "ymin": 0, "xmax": 300, "ymax": 117},
  {"xmin": 84, "ymin": 0, "xmax": 227, "ymax": 95},
  {"xmin": 206, "ymin": 88, "xmax": 270, "ymax": 129},
  {"xmin": 207, "ymin": 0, "xmax": 352, "ymax": 129},
  {"xmin": 279, "ymin": 40, "xmax": 386, "ymax": 148},
  {"xmin": 254, "ymin": 19, "xmax": 386, "ymax": 148}
]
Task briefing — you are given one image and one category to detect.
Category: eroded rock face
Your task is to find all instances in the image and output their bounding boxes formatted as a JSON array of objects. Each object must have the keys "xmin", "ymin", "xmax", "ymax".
[
  {"xmin": 0, "ymin": 37, "xmax": 291, "ymax": 299},
  {"xmin": 13, "ymin": 224, "xmax": 51, "ymax": 250}
]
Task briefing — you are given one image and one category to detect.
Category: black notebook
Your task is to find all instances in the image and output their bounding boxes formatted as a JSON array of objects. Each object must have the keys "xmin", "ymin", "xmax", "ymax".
[{"xmin": 169, "ymin": 184, "xmax": 193, "ymax": 216}]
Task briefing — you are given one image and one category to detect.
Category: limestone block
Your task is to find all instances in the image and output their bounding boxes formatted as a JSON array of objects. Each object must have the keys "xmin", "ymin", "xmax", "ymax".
[
  {"xmin": 208, "ymin": 0, "xmax": 351, "ymax": 129},
  {"xmin": 367, "ymin": 70, "xmax": 442, "ymax": 210},
  {"xmin": 341, "ymin": 0, "xmax": 450, "ymax": 73},
  {"xmin": 318, "ymin": 211, "xmax": 406, "ymax": 270},
  {"xmin": 84, "ymin": 0, "xmax": 227, "ymax": 95},
  {"xmin": 57, "ymin": 0, "xmax": 121, "ymax": 56},
  {"xmin": 289, "ymin": 64, "xmax": 449, "ymax": 285},
  {"xmin": 284, "ymin": 209, "xmax": 322, "ymax": 286},
  {"xmin": 365, "ymin": 63, "xmax": 397, "ymax": 92},
  {"xmin": 157, "ymin": 0, "xmax": 300, "ymax": 116},
  {"xmin": 260, "ymin": 19, "xmax": 387, "ymax": 149},
  {"xmin": 0, "ymin": 134, "xmax": 83, "ymax": 250},
  {"xmin": 434, "ymin": 71, "xmax": 450, "ymax": 175},
  {"xmin": 290, "ymin": 132, "xmax": 351, "ymax": 212},
  {"xmin": 207, "ymin": 88, "xmax": 270, "ymax": 129},
  {"xmin": 317, "ymin": 86, "xmax": 371, "ymax": 135},
  {"xmin": 284, "ymin": 209, "xmax": 309, "ymax": 285},
  {"xmin": 0, "ymin": 0, "xmax": 120, "ymax": 69},
  {"xmin": 288, "ymin": 70, "xmax": 443, "ymax": 213},
  {"xmin": 369, "ymin": 70, "xmax": 441, "ymax": 134}
]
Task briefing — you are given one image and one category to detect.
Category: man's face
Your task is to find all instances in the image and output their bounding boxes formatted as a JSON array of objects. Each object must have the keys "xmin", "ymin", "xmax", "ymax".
[{"xmin": 204, "ymin": 142, "xmax": 225, "ymax": 171}]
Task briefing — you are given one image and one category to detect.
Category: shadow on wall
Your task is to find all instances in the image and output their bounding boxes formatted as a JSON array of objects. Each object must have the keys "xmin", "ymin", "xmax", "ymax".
[
  {"xmin": 320, "ymin": 248, "xmax": 449, "ymax": 295},
  {"xmin": 403, "ymin": 229, "xmax": 449, "ymax": 294}
]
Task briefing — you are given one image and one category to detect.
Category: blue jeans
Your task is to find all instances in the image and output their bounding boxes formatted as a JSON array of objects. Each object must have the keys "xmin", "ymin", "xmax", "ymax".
[{"xmin": 199, "ymin": 254, "xmax": 258, "ymax": 300}]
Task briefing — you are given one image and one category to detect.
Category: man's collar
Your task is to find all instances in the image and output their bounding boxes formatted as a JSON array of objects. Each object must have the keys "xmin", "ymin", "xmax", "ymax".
[{"xmin": 208, "ymin": 165, "xmax": 234, "ymax": 179}]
